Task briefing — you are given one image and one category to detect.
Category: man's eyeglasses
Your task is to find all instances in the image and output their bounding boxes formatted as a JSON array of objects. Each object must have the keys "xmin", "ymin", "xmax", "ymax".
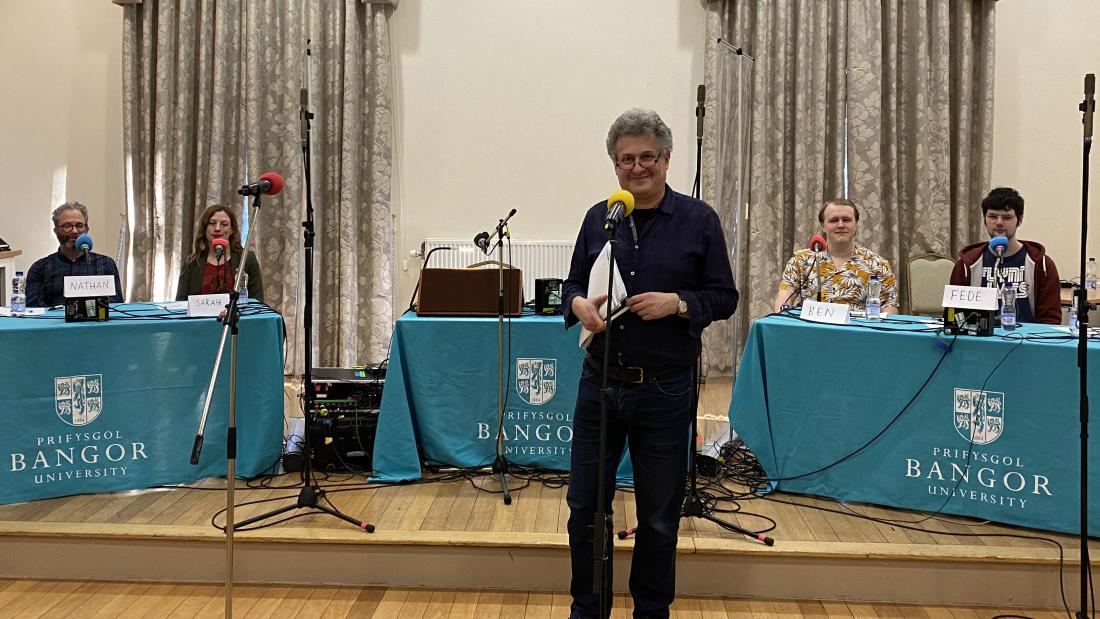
[
  {"xmin": 56, "ymin": 222, "xmax": 88, "ymax": 233},
  {"xmin": 616, "ymin": 152, "xmax": 663, "ymax": 170}
]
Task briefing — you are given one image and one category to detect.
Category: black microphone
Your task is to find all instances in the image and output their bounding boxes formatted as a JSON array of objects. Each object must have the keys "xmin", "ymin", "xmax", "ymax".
[
  {"xmin": 300, "ymin": 87, "xmax": 309, "ymax": 142},
  {"xmin": 474, "ymin": 208, "xmax": 518, "ymax": 254},
  {"xmin": 696, "ymin": 84, "xmax": 706, "ymax": 141},
  {"xmin": 474, "ymin": 231, "xmax": 491, "ymax": 253},
  {"xmin": 1082, "ymin": 73, "xmax": 1095, "ymax": 140},
  {"xmin": 300, "ymin": 41, "xmax": 313, "ymax": 145}
]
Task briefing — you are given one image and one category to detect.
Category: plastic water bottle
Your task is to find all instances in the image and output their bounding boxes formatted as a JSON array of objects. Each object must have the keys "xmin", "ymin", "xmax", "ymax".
[
  {"xmin": 10, "ymin": 271, "xmax": 26, "ymax": 316},
  {"xmin": 1087, "ymin": 257, "xmax": 1098, "ymax": 292},
  {"xmin": 1000, "ymin": 282, "xmax": 1017, "ymax": 330},
  {"xmin": 1069, "ymin": 288, "xmax": 1080, "ymax": 335},
  {"xmin": 237, "ymin": 272, "xmax": 249, "ymax": 299},
  {"xmin": 865, "ymin": 275, "xmax": 882, "ymax": 320}
]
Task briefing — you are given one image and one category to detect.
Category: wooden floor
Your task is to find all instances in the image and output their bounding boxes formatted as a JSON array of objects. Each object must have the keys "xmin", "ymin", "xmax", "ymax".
[
  {"xmin": 0, "ymin": 376, "xmax": 1087, "ymax": 551},
  {"xmin": 0, "ymin": 465, "xmax": 1090, "ymax": 553},
  {"xmin": 0, "ymin": 579, "xmax": 1071, "ymax": 618}
]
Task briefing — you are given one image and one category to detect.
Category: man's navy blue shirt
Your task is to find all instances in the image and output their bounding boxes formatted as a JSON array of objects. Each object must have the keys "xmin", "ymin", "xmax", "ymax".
[
  {"xmin": 26, "ymin": 251, "xmax": 124, "ymax": 307},
  {"xmin": 563, "ymin": 186, "xmax": 738, "ymax": 371}
]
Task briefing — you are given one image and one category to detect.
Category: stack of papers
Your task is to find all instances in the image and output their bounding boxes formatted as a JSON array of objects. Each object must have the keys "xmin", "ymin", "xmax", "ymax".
[{"xmin": 580, "ymin": 242, "xmax": 629, "ymax": 348}]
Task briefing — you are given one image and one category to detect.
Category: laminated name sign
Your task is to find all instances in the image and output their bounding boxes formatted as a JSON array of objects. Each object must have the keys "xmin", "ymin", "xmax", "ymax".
[
  {"xmin": 942, "ymin": 285, "xmax": 998, "ymax": 311},
  {"xmin": 800, "ymin": 299, "xmax": 850, "ymax": 325},
  {"xmin": 64, "ymin": 276, "xmax": 116, "ymax": 299},
  {"xmin": 188, "ymin": 294, "xmax": 231, "ymax": 317}
]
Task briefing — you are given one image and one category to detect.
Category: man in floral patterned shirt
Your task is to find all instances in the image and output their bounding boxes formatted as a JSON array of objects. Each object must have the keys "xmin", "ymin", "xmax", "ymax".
[{"xmin": 772, "ymin": 199, "xmax": 898, "ymax": 313}]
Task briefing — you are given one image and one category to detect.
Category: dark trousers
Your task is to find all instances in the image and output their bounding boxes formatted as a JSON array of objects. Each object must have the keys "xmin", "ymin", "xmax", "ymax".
[{"xmin": 566, "ymin": 364, "xmax": 694, "ymax": 619}]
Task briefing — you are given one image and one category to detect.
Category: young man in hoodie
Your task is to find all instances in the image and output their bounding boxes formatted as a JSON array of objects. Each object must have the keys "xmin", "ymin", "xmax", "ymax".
[{"xmin": 949, "ymin": 187, "xmax": 1062, "ymax": 324}]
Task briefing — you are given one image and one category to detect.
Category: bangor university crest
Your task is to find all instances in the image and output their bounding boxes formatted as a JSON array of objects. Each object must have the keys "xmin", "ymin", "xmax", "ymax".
[
  {"xmin": 516, "ymin": 358, "xmax": 557, "ymax": 406},
  {"xmin": 953, "ymin": 387, "xmax": 1004, "ymax": 445},
  {"xmin": 55, "ymin": 374, "xmax": 104, "ymax": 427}
]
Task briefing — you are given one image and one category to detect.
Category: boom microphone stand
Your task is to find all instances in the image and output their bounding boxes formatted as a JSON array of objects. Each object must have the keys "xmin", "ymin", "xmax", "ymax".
[
  {"xmin": 233, "ymin": 41, "xmax": 374, "ymax": 534},
  {"xmin": 1074, "ymin": 72, "xmax": 1094, "ymax": 619},
  {"xmin": 475, "ymin": 208, "xmax": 520, "ymax": 504},
  {"xmin": 188, "ymin": 177, "xmax": 273, "ymax": 618}
]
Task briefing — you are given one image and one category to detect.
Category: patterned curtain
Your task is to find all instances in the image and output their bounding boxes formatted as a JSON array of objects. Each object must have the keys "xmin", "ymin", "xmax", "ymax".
[
  {"xmin": 701, "ymin": 0, "xmax": 994, "ymax": 374},
  {"xmin": 121, "ymin": 0, "xmax": 397, "ymax": 374}
]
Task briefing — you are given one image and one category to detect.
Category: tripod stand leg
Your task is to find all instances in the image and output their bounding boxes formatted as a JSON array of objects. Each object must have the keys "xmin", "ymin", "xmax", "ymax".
[
  {"xmin": 493, "ymin": 454, "xmax": 512, "ymax": 505},
  {"xmin": 233, "ymin": 484, "xmax": 376, "ymax": 532}
]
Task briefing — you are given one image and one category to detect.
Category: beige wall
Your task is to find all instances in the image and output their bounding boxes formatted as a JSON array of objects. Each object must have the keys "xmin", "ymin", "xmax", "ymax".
[
  {"xmin": 391, "ymin": 0, "xmax": 707, "ymax": 305},
  {"xmin": 0, "ymin": 0, "xmax": 1094, "ymax": 309},
  {"xmin": 0, "ymin": 1, "xmax": 123, "ymax": 276},
  {"xmin": 992, "ymin": 0, "xmax": 1100, "ymax": 278}
]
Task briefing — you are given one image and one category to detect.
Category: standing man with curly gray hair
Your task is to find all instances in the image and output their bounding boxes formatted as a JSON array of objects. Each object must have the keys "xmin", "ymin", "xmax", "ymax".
[
  {"xmin": 562, "ymin": 108, "xmax": 739, "ymax": 618},
  {"xmin": 26, "ymin": 202, "xmax": 124, "ymax": 307}
]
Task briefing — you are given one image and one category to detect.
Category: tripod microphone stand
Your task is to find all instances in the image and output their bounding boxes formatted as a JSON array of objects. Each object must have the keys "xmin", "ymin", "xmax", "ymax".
[
  {"xmin": 679, "ymin": 361, "xmax": 773, "ymax": 544},
  {"xmin": 614, "ymin": 358, "xmax": 774, "ymax": 547},
  {"xmin": 233, "ymin": 42, "xmax": 373, "ymax": 535},
  {"xmin": 475, "ymin": 208, "xmax": 520, "ymax": 504}
]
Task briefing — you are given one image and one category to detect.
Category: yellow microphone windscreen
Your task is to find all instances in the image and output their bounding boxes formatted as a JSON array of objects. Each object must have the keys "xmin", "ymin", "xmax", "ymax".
[{"xmin": 607, "ymin": 189, "xmax": 635, "ymax": 217}]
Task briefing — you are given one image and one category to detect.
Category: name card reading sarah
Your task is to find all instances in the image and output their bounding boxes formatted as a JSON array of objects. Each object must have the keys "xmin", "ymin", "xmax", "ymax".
[
  {"xmin": 187, "ymin": 294, "xmax": 230, "ymax": 317},
  {"xmin": 942, "ymin": 285, "xmax": 998, "ymax": 311},
  {"xmin": 800, "ymin": 299, "xmax": 850, "ymax": 325},
  {"xmin": 63, "ymin": 276, "xmax": 116, "ymax": 299}
]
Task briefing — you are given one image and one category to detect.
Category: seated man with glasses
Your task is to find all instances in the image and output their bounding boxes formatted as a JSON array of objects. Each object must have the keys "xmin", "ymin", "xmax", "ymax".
[{"xmin": 26, "ymin": 202, "xmax": 124, "ymax": 307}]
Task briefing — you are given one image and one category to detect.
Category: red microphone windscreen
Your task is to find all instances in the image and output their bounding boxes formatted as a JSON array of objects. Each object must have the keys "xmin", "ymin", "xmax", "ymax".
[
  {"xmin": 808, "ymin": 234, "xmax": 827, "ymax": 252},
  {"xmin": 211, "ymin": 238, "xmax": 230, "ymax": 251},
  {"xmin": 259, "ymin": 171, "xmax": 285, "ymax": 195}
]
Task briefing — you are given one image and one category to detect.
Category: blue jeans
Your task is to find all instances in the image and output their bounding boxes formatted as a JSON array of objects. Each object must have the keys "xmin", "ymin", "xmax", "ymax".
[{"xmin": 567, "ymin": 364, "xmax": 694, "ymax": 619}]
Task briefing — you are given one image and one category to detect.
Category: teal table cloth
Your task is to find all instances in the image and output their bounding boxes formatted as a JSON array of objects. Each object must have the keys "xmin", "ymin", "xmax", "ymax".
[
  {"xmin": 731, "ymin": 313, "xmax": 1100, "ymax": 535},
  {"xmin": 372, "ymin": 313, "xmax": 633, "ymax": 483},
  {"xmin": 0, "ymin": 303, "xmax": 285, "ymax": 505}
]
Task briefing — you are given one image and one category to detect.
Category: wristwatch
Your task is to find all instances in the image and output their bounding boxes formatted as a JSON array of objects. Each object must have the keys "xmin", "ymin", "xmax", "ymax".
[{"xmin": 677, "ymin": 295, "xmax": 688, "ymax": 316}]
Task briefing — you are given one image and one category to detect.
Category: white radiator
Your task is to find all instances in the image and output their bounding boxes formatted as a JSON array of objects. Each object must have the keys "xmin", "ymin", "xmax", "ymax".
[{"xmin": 419, "ymin": 238, "xmax": 574, "ymax": 302}]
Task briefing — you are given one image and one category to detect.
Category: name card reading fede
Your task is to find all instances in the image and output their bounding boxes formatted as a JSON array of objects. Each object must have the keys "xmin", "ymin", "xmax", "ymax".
[
  {"xmin": 188, "ymin": 294, "xmax": 230, "ymax": 317},
  {"xmin": 800, "ymin": 299, "xmax": 850, "ymax": 325},
  {"xmin": 63, "ymin": 276, "xmax": 116, "ymax": 299},
  {"xmin": 942, "ymin": 285, "xmax": 998, "ymax": 311}
]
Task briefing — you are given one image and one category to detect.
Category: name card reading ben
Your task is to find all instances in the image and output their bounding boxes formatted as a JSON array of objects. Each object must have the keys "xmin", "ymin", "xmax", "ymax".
[
  {"xmin": 188, "ymin": 294, "xmax": 230, "ymax": 317},
  {"xmin": 800, "ymin": 299, "xmax": 850, "ymax": 325},
  {"xmin": 942, "ymin": 285, "xmax": 998, "ymax": 311},
  {"xmin": 64, "ymin": 276, "xmax": 116, "ymax": 299}
]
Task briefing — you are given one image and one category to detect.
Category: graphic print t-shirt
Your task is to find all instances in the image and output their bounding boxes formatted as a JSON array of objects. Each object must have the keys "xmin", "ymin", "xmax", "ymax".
[{"xmin": 979, "ymin": 248, "xmax": 1034, "ymax": 323}]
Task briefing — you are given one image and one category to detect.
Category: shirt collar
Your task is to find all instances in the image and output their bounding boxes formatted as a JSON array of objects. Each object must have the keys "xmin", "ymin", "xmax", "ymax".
[{"xmin": 650, "ymin": 184, "xmax": 677, "ymax": 216}]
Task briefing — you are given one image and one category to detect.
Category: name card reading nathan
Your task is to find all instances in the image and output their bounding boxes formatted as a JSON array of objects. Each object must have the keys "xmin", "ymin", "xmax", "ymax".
[
  {"xmin": 188, "ymin": 294, "xmax": 230, "ymax": 317},
  {"xmin": 800, "ymin": 300, "xmax": 850, "ymax": 325},
  {"xmin": 64, "ymin": 276, "xmax": 116, "ymax": 299},
  {"xmin": 942, "ymin": 285, "xmax": 998, "ymax": 311}
]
